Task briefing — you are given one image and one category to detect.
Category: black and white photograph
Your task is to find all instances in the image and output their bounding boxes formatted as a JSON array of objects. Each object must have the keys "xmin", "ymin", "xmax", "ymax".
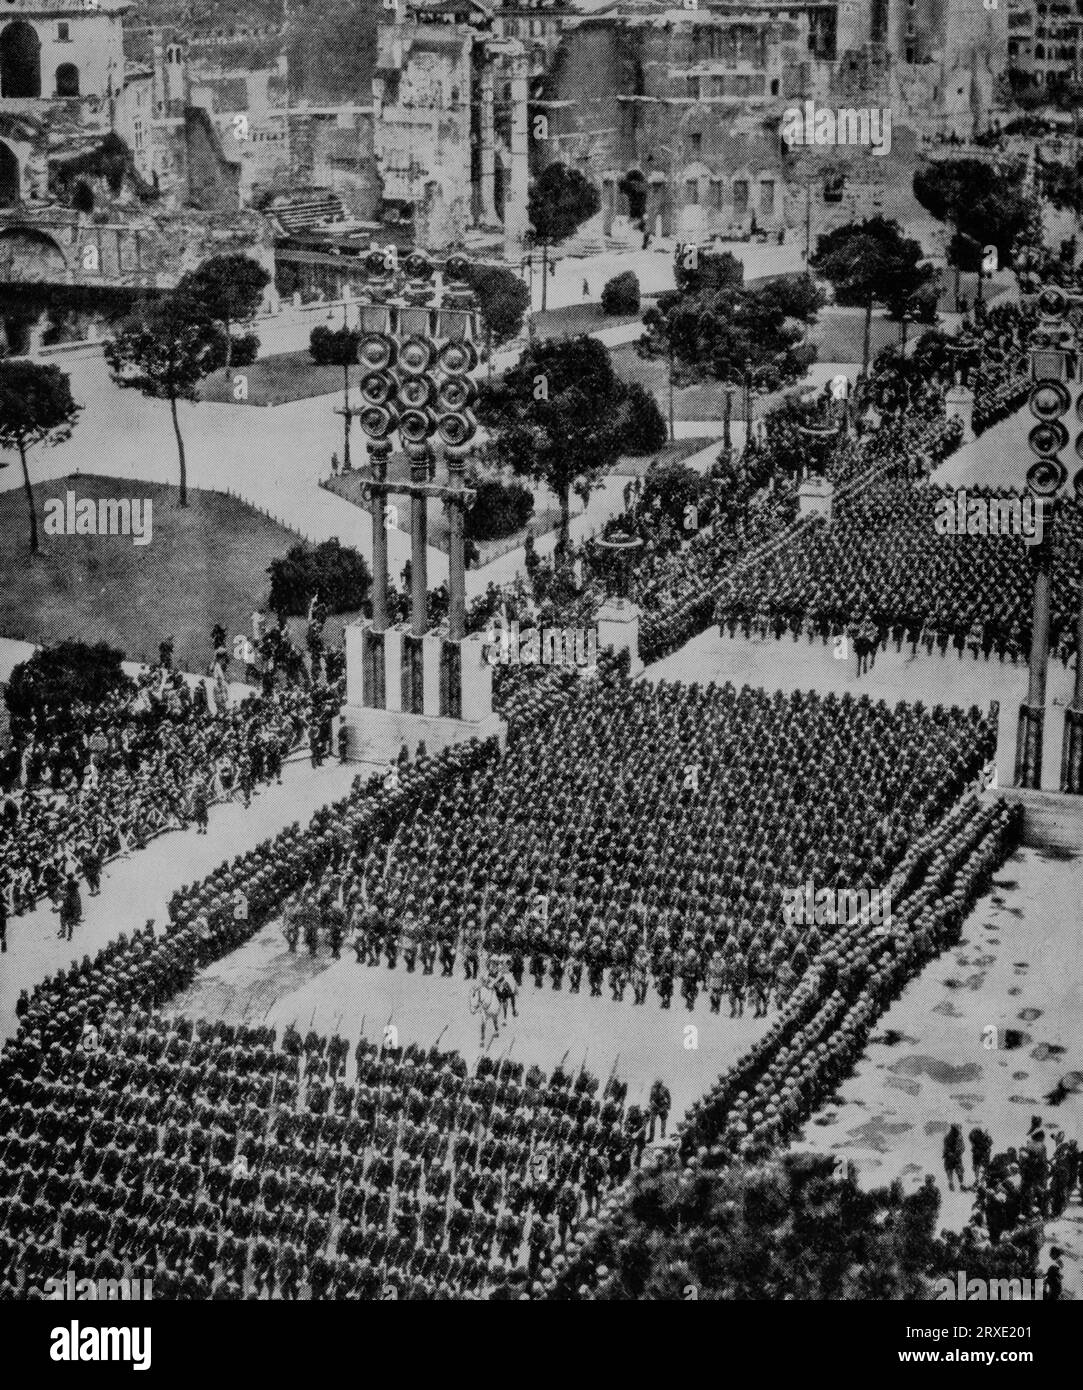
[{"xmin": 0, "ymin": 0, "xmax": 1078, "ymax": 1365}]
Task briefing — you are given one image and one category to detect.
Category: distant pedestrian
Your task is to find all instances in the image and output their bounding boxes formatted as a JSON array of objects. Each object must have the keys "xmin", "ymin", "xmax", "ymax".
[{"xmin": 943, "ymin": 1123, "xmax": 966, "ymax": 1191}]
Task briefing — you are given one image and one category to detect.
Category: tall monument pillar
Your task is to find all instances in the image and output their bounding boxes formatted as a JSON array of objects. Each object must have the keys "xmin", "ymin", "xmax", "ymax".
[
  {"xmin": 504, "ymin": 47, "xmax": 530, "ymax": 262},
  {"xmin": 1015, "ymin": 497, "xmax": 1055, "ymax": 789},
  {"xmin": 478, "ymin": 58, "xmax": 499, "ymax": 228},
  {"xmin": 408, "ymin": 447, "xmax": 430, "ymax": 636}
]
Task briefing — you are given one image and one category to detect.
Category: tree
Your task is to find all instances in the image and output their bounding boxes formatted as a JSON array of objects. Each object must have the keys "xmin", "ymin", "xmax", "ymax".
[
  {"xmin": 5, "ymin": 640, "xmax": 127, "ymax": 741},
  {"xmin": 310, "ymin": 324, "xmax": 360, "ymax": 469},
  {"xmin": 464, "ymin": 476, "xmax": 535, "ymax": 542},
  {"xmin": 753, "ymin": 273, "xmax": 824, "ymax": 324},
  {"xmin": 527, "ymin": 163, "xmax": 600, "ymax": 312},
  {"xmin": 0, "ymin": 359, "xmax": 81, "ymax": 555},
  {"xmin": 641, "ymin": 277, "xmax": 814, "ymax": 392},
  {"xmin": 810, "ymin": 217, "xmax": 933, "ymax": 377},
  {"xmin": 913, "ymin": 158, "xmax": 1040, "ymax": 268},
  {"xmin": 105, "ymin": 295, "xmax": 220, "ymax": 507},
  {"xmin": 601, "ymin": 271, "xmax": 640, "ymax": 316},
  {"xmin": 674, "ymin": 247, "xmax": 743, "ymax": 296},
  {"xmin": 463, "ymin": 262, "xmax": 530, "ymax": 350},
  {"xmin": 619, "ymin": 381, "xmax": 667, "ymax": 454},
  {"xmin": 178, "ymin": 253, "xmax": 270, "ymax": 376},
  {"xmin": 477, "ymin": 335, "xmax": 624, "ymax": 553},
  {"xmin": 267, "ymin": 537, "xmax": 371, "ymax": 616}
]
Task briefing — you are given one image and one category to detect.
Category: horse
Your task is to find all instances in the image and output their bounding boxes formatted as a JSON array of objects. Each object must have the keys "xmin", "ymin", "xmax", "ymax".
[{"xmin": 469, "ymin": 982, "xmax": 501, "ymax": 1049}]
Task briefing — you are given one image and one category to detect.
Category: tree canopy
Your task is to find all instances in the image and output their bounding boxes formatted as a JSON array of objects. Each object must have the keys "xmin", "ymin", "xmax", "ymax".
[
  {"xmin": 105, "ymin": 295, "xmax": 220, "ymax": 506},
  {"xmin": 913, "ymin": 157, "xmax": 1041, "ymax": 266},
  {"xmin": 476, "ymin": 335, "xmax": 626, "ymax": 551},
  {"xmin": 528, "ymin": 163, "xmax": 600, "ymax": 246},
  {"xmin": 641, "ymin": 275, "xmax": 816, "ymax": 391},
  {"xmin": 5, "ymin": 640, "xmax": 128, "ymax": 741},
  {"xmin": 463, "ymin": 262, "xmax": 530, "ymax": 346}
]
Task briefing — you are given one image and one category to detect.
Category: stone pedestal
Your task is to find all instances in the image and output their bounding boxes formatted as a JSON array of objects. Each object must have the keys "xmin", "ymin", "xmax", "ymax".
[
  {"xmin": 422, "ymin": 634, "xmax": 443, "ymax": 719},
  {"xmin": 341, "ymin": 627, "xmax": 506, "ymax": 763},
  {"xmin": 384, "ymin": 628, "xmax": 404, "ymax": 713},
  {"xmin": 460, "ymin": 632, "xmax": 495, "ymax": 722},
  {"xmin": 597, "ymin": 599, "xmax": 643, "ymax": 677},
  {"xmin": 797, "ymin": 475, "xmax": 834, "ymax": 524},
  {"xmin": 945, "ymin": 383, "xmax": 975, "ymax": 444}
]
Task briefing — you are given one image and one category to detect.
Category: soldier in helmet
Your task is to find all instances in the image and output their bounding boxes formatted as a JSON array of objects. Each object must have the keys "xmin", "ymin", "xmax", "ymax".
[
  {"xmin": 283, "ymin": 903, "xmax": 300, "ymax": 955},
  {"xmin": 706, "ymin": 949, "xmax": 725, "ymax": 1014},
  {"xmin": 630, "ymin": 946, "xmax": 650, "ymax": 1005},
  {"xmin": 566, "ymin": 931, "xmax": 584, "ymax": 994}
]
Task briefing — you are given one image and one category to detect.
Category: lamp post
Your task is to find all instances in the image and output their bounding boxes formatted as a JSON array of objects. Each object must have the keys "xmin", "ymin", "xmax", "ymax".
[{"xmin": 743, "ymin": 356, "xmax": 753, "ymax": 457}]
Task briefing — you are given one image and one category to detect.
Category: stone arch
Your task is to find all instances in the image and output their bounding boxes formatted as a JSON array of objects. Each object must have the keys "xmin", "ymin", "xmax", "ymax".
[
  {"xmin": 0, "ymin": 226, "xmax": 69, "ymax": 282},
  {"xmin": 55, "ymin": 62, "xmax": 79, "ymax": 98},
  {"xmin": 0, "ymin": 21, "xmax": 42, "ymax": 99},
  {"xmin": 0, "ymin": 141, "xmax": 19, "ymax": 206}
]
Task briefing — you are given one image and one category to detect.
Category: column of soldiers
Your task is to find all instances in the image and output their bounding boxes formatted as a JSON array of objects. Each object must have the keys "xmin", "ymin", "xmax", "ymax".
[
  {"xmin": 710, "ymin": 480, "xmax": 1083, "ymax": 675},
  {"xmin": 634, "ymin": 305, "xmax": 1030, "ymax": 669},
  {"xmin": 287, "ymin": 677, "xmax": 995, "ymax": 1021},
  {"xmin": 0, "ymin": 1014, "xmax": 634, "ymax": 1301},
  {"xmin": 548, "ymin": 796, "xmax": 1031, "ymax": 1300}
]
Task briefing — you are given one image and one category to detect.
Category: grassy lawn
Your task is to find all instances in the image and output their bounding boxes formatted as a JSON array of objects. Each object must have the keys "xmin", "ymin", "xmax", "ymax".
[
  {"xmin": 531, "ymin": 301, "xmax": 641, "ymax": 340},
  {"xmin": 0, "ymin": 476, "xmax": 304, "ymax": 674},
  {"xmin": 813, "ymin": 310, "xmax": 906, "ymax": 363},
  {"xmin": 607, "ymin": 344, "xmax": 762, "ymax": 422},
  {"xmin": 200, "ymin": 352, "xmax": 356, "ymax": 408}
]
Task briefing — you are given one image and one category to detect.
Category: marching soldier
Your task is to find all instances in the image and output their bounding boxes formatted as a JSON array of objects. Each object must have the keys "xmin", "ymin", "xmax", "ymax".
[
  {"xmin": 566, "ymin": 931, "xmax": 584, "ymax": 994},
  {"xmin": 706, "ymin": 949, "xmax": 725, "ymax": 1013}
]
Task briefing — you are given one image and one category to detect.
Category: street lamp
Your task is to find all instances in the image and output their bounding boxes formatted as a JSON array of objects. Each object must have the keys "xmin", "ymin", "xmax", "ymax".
[{"xmin": 743, "ymin": 356, "xmax": 753, "ymax": 456}]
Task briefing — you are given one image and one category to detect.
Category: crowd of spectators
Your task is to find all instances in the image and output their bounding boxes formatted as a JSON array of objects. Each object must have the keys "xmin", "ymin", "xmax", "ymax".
[{"xmin": 0, "ymin": 643, "xmax": 343, "ymax": 927}]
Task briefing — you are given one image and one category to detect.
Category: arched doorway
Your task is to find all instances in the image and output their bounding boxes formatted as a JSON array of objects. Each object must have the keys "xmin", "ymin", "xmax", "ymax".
[
  {"xmin": 0, "ymin": 142, "xmax": 19, "ymax": 206},
  {"xmin": 619, "ymin": 169, "xmax": 647, "ymax": 226},
  {"xmin": 55, "ymin": 62, "xmax": 79, "ymax": 98},
  {"xmin": 0, "ymin": 21, "xmax": 42, "ymax": 99}
]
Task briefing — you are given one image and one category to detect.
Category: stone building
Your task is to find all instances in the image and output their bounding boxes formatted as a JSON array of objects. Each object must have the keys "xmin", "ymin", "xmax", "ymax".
[
  {"xmin": 538, "ymin": 0, "xmax": 1008, "ymax": 247},
  {"xmin": 1007, "ymin": 0, "xmax": 1083, "ymax": 92}
]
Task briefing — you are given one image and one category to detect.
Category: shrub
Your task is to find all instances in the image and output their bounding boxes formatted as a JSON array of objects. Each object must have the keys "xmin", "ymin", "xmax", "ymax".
[
  {"xmin": 601, "ymin": 270, "xmax": 640, "ymax": 316},
  {"xmin": 267, "ymin": 538, "xmax": 371, "ymax": 616},
  {"xmin": 620, "ymin": 381, "xmax": 668, "ymax": 454},
  {"xmin": 5, "ymin": 641, "xmax": 128, "ymax": 740},
  {"xmin": 230, "ymin": 332, "xmax": 260, "ymax": 367},
  {"xmin": 465, "ymin": 476, "xmax": 535, "ymax": 542}
]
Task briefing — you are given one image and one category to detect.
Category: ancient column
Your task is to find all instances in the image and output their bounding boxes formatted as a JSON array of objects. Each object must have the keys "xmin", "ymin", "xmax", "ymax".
[
  {"xmin": 1016, "ymin": 497, "xmax": 1055, "ymax": 789},
  {"xmin": 478, "ymin": 57, "xmax": 498, "ymax": 228}
]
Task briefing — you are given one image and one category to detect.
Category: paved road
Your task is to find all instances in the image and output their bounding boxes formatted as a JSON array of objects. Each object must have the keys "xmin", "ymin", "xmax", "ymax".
[
  {"xmin": 0, "ymin": 756, "xmax": 361, "ymax": 1040},
  {"xmin": 796, "ymin": 839, "xmax": 1083, "ymax": 1291}
]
